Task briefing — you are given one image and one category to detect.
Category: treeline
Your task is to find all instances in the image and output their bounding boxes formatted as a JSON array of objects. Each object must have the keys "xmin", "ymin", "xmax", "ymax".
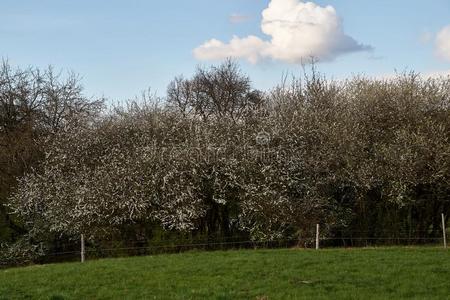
[{"xmin": 1, "ymin": 60, "xmax": 449, "ymax": 265}]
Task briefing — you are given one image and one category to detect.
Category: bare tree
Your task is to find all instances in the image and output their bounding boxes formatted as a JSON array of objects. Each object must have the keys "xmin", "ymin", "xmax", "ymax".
[{"xmin": 167, "ymin": 59, "xmax": 263, "ymax": 121}]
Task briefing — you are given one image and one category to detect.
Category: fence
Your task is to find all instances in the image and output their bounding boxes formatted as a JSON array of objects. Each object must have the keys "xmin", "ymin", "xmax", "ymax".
[{"xmin": 38, "ymin": 213, "xmax": 447, "ymax": 264}]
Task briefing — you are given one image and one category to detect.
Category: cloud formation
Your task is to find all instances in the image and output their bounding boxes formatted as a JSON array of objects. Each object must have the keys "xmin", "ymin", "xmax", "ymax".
[
  {"xmin": 419, "ymin": 31, "xmax": 433, "ymax": 45},
  {"xmin": 194, "ymin": 0, "xmax": 372, "ymax": 64},
  {"xmin": 229, "ymin": 13, "xmax": 251, "ymax": 24},
  {"xmin": 435, "ymin": 25, "xmax": 450, "ymax": 62}
]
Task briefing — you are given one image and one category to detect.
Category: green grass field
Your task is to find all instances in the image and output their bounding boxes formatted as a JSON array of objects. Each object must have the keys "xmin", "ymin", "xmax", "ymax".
[{"xmin": 1, "ymin": 247, "xmax": 449, "ymax": 299}]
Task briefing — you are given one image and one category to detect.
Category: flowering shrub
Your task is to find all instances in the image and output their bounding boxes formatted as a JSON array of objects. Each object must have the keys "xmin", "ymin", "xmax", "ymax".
[{"xmin": 5, "ymin": 62, "xmax": 450, "ymax": 262}]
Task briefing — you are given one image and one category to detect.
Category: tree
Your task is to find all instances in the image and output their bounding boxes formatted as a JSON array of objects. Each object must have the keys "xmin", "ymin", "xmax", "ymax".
[
  {"xmin": 4, "ymin": 61, "xmax": 450, "ymax": 266},
  {"xmin": 167, "ymin": 59, "xmax": 263, "ymax": 121},
  {"xmin": 0, "ymin": 60, "xmax": 103, "ymax": 242}
]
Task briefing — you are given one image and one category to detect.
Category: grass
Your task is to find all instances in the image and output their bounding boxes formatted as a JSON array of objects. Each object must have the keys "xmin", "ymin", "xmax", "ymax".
[{"xmin": 0, "ymin": 247, "xmax": 449, "ymax": 299}]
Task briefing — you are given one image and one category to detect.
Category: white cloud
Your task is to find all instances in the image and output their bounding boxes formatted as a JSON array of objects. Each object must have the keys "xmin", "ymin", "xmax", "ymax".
[
  {"xmin": 229, "ymin": 13, "xmax": 251, "ymax": 24},
  {"xmin": 194, "ymin": 0, "xmax": 372, "ymax": 64},
  {"xmin": 435, "ymin": 25, "xmax": 450, "ymax": 62},
  {"xmin": 194, "ymin": 36, "xmax": 269, "ymax": 64},
  {"xmin": 419, "ymin": 30, "xmax": 432, "ymax": 44}
]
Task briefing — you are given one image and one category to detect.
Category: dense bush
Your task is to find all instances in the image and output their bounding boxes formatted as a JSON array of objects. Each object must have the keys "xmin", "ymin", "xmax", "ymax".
[
  {"xmin": 0, "ymin": 237, "xmax": 44, "ymax": 268},
  {"xmin": 2, "ymin": 60, "xmax": 450, "ymax": 264}
]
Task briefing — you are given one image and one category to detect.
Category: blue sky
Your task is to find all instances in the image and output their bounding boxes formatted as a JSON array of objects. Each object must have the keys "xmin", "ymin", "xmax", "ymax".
[{"xmin": 1, "ymin": 0, "xmax": 449, "ymax": 101}]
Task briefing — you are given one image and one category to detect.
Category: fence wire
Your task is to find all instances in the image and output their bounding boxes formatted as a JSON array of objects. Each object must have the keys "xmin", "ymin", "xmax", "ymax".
[{"xmin": 41, "ymin": 235, "xmax": 446, "ymax": 264}]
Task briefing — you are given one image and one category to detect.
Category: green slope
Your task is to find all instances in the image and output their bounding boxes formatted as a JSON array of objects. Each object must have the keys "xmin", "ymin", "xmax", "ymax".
[{"xmin": 1, "ymin": 247, "xmax": 449, "ymax": 299}]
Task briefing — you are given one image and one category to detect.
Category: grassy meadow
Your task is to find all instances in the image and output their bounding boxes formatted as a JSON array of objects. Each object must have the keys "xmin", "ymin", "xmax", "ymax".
[{"xmin": 1, "ymin": 247, "xmax": 449, "ymax": 299}]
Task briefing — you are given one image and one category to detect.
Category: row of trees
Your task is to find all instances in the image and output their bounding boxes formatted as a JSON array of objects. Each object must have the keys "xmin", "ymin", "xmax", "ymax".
[{"xmin": 1, "ymin": 60, "xmax": 449, "ymax": 265}]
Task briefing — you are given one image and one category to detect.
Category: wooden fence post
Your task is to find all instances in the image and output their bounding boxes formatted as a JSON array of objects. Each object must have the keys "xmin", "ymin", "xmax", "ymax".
[
  {"xmin": 316, "ymin": 224, "xmax": 320, "ymax": 250},
  {"xmin": 81, "ymin": 234, "xmax": 85, "ymax": 263},
  {"xmin": 442, "ymin": 214, "xmax": 447, "ymax": 249}
]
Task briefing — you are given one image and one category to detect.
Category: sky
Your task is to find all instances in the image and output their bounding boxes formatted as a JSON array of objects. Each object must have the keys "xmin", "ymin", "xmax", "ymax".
[{"xmin": 1, "ymin": 0, "xmax": 450, "ymax": 101}]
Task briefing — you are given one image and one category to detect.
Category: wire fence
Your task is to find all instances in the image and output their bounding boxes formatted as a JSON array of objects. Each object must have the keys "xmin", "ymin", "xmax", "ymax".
[
  {"xmin": 5, "ymin": 214, "xmax": 440, "ymax": 264},
  {"xmin": 40, "ymin": 233, "xmax": 447, "ymax": 264},
  {"xmin": 1, "ymin": 215, "xmax": 447, "ymax": 268}
]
